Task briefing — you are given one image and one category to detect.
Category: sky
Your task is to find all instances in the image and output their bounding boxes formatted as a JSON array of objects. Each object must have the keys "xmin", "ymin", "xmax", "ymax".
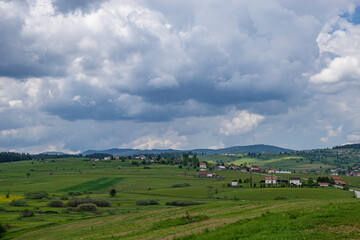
[{"xmin": 1, "ymin": 0, "xmax": 360, "ymax": 153}]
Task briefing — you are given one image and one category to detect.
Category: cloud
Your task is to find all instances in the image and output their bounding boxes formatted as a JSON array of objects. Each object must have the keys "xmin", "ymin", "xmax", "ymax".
[
  {"xmin": 1, "ymin": 0, "xmax": 360, "ymax": 152},
  {"xmin": 310, "ymin": 56, "xmax": 360, "ymax": 83},
  {"xmin": 346, "ymin": 133, "xmax": 360, "ymax": 142},
  {"xmin": 220, "ymin": 111, "xmax": 265, "ymax": 136},
  {"xmin": 121, "ymin": 131, "xmax": 187, "ymax": 150},
  {"xmin": 320, "ymin": 124, "xmax": 342, "ymax": 142},
  {"xmin": 208, "ymin": 142, "xmax": 225, "ymax": 150}
]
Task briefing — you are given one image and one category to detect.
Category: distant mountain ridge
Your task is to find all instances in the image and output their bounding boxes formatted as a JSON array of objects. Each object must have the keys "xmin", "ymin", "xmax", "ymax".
[{"xmin": 82, "ymin": 144, "xmax": 293, "ymax": 156}]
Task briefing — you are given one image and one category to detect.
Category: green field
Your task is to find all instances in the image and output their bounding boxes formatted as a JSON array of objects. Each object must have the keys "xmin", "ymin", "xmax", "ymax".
[{"xmin": 0, "ymin": 157, "xmax": 359, "ymax": 239}]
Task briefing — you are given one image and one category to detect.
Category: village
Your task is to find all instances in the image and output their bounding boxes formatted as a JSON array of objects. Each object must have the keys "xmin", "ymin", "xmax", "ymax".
[{"xmin": 90, "ymin": 153, "xmax": 357, "ymax": 190}]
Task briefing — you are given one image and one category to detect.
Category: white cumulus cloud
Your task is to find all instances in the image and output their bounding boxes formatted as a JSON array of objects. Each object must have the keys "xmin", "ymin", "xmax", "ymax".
[{"xmin": 220, "ymin": 110, "xmax": 264, "ymax": 136}]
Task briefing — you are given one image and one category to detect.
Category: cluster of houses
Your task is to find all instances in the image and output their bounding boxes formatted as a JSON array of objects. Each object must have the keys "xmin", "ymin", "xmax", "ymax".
[
  {"xmin": 330, "ymin": 167, "xmax": 360, "ymax": 177},
  {"xmin": 91, "ymin": 155, "xmax": 120, "ymax": 161},
  {"xmin": 230, "ymin": 176, "xmax": 302, "ymax": 187},
  {"xmin": 215, "ymin": 164, "xmax": 292, "ymax": 174},
  {"xmin": 229, "ymin": 176, "xmax": 348, "ymax": 187}
]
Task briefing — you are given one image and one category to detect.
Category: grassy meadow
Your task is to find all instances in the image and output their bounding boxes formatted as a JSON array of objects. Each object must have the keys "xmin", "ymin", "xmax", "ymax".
[{"xmin": 0, "ymin": 157, "xmax": 359, "ymax": 239}]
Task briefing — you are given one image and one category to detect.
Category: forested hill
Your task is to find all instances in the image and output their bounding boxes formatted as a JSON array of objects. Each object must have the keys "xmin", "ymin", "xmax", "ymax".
[
  {"xmin": 333, "ymin": 143, "xmax": 360, "ymax": 149},
  {"xmin": 82, "ymin": 144, "xmax": 293, "ymax": 156},
  {"xmin": 0, "ymin": 152, "xmax": 32, "ymax": 162}
]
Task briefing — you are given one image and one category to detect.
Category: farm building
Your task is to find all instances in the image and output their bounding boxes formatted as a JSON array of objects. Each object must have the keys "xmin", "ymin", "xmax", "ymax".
[
  {"xmin": 196, "ymin": 172, "xmax": 215, "ymax": 178},
  {"xmin": 339, "ymin": 181, "xmax": 347, "ymax": 186},
  {"xmin": 275, "ymin": 170, "xmax": 291, "ymax": 174},
  {"xmin": 200, "ymin": 163, "xmax": 207, "ymax": 169},
  {"xmin": 104, "ymin": 155, "xmax": 111, "ymax": 160},
  {"xmin": 250, "ymin": 166, "xmax": 260, "ymax": 172},
  {"xmin": 332, "ymin": 177, "xmax": 342, "ymax": 184},
  {"xmin": 216, "ymin": 166, "xmax": 226, "ymax": 171},
  {"xmin": 266, "ymin": 168, "xmax": 277, "ymax": 173},
  {"xmin": 318, "ymin": 182, "xmax": 329, "ymax": 187},
  {"xmin": 231, "ymin": 180, "xmax": 238, "ymax": 187},
  {"xmin": 229, "ymin": 165, "xmax": 237, "ymax": 170},
  {"xmin": 265, "ymin": 176, "xmax": 277, "ymax": 185},
  {"xmin": 289, "ymin": 177, "xmax": 302, "ymax": 185}
]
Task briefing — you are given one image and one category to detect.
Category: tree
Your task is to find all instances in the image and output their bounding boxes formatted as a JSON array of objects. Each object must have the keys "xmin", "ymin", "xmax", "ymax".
[
  {"xmin": 110, "ymin": 188, "xmax": 117, "ymax": 197},
  {"xmin": 182, "ymin": 153, "xmax": 189, "ymax": 166},
  {"xmin": 191, "ymin": 154, "xmax": 199, "ymax": 167},
  {"xmin": 307, "ymin": 178, "xmax": 314, "ymax": 187}
]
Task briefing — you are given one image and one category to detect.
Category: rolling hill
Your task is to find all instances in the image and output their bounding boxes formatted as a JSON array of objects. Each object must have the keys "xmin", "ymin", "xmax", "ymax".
[{"xmin": 82, "ymin": 144, "xmax": 293, "ymax": 156}]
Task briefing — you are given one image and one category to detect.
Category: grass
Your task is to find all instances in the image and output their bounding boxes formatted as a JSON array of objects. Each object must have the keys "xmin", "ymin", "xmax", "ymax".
[
  {"xmin": 0, "ymin": 157, "xmax": 359, "ymax": 239},
  {"xmin": 60, "ymin": 177, "xmax": 123, "ymax": 192},
  {"xmin": 177, "ymin": 201, "xmax": 360, "ymax": 240}
]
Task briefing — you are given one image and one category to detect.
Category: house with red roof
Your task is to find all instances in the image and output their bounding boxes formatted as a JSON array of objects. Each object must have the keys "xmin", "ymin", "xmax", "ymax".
[
  {"xmin": 266, "ymin": 168, "xmax": 277, "ymax": 173},
  {"xmin": 265, "ymin": 176, "xmax": 277, "ymax": 185},
  {"xmin": 318, "ymin": 182, "xmax": 329, "ymax": 187},
  {"xmin": 199, "ymin": 163, "xmax": 207, "ymax": 169},
  {"xmin": 229, "ymin": 165, "xmax": 237, "ymax": 170},
  {"xmin": 250, "ymin": 165, "xmax": 260, "ymax": 172},
  {"xmin": 197, "ymin": 172, "xmax": 215, "ymax": 178},
  {"xmin": 332, "ymin": 176, "xmax": 342, "ymax": 184}
]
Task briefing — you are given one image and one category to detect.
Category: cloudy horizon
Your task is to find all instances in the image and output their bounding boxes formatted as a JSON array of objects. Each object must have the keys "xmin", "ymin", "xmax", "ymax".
[{"xmin": 1, "ymin": 0, "xmax": 360, "ymax": 154}]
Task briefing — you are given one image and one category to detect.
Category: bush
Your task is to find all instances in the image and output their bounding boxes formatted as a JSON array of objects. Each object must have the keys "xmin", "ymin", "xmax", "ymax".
[
  {"xmin": 9, "ymin": 199, "xmax": 28, "ymax": 206},
  {"xmin": 66, "ymin": 198, "xmax": 111, "ymax": 207},
  {"xmin": 60, "ymin": 196, "xmax": 69, "ymax": 200},
  {"xmin": 76, "ymin": 203, "xmax": 97, "ymax": 212},
  {"xmin": 136, "ymin": 199, "xmax": 159, "ymax": 206},
  {"xmin": 25, "ymin": 191, "xmax": 49, "ymax": 199},
  {"xmin": 47, "ymin": 200, "xmax": 64, "ymax": 207},
  {"xmin": 19, "ymin": 209, "xmax": 34, "ymax": 218},
  {"xmin": 172, "ymin": 183, "xmax": 190, "ymax": 188},
  {"xmin": 166, "ymin": 200, "xmax": 203, "ymax": 206},
  {"xmin": 0, "ymin": 206, "xmax": 6, "ymax": 212},
  {"xmin": 67, "ymin": 192, "xmax": 82, "ymax": 197},
  {"xmin": 274, "ymin": 196, "xmax": 287, "ymax": 200}
]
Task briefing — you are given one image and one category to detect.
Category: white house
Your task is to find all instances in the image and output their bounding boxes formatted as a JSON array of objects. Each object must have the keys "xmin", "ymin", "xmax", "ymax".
[
  {"xmin": 231, "ymin": 180, "xmax": 238, "ymax": 187},
  {"xmin": 200, "ymin": 163, "xmax": 207, "ymax": 169},
  {"xmin": 216, "ymin": 166, "xmax": 226, "ymax": 171},
  {"xmin": 229, "ymin": 165, "xmax": 237, "ymax": 170},
  {"xmin": 198, "ymin": 172, "xmax": 215, "ymax": 178},
  {"xmin": 275, "ymin": 171, "xmax": 291, "ymax": 174},
  {"xmin": 289, "ymin": 177, "xmax": 302, "ymax": 186},
  {"xmin": 318, "ymin": 182, "xmax": 329, "ymax": 187},
  {"xmin": 266, "ymin": 168, "xmax": 277, "ymax": 174},
  {"xmin": 104, "ymin": 155, "xmax": 111, "ymax": 161},
  {"xmin": 265, "ymin": 176, "xmax": 277, "ymax": 184}
]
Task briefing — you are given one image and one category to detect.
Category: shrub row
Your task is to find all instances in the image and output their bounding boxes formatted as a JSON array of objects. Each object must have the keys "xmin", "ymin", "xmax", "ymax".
[
  {"xmin": 47, "ymin": 200, "xmax": 64, "ymax": 207},
  {"xmin": 136, "ymin": 199, "xmax": 159, "ymax": 206},
  {"xmin": 25, "ymin": 191, "xmax": 49, "ymax": 199},
  {"xmin": 76, "ymin": 203, "xmax": 97, "ymax": 212},
  {"xmin": 172, "ymin": 183, "xmax": 190, "ymax": 188},
  {"xmin": 66, "ymin": 198, "xmax": 111, "ymax": 207},
  {"xmin": 9, "ymin": 199, "xmax": 28, "ymax": 206},
  {"xmin": 166, "ymin": 200, "xmax": 203, "ymax": 206}
]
